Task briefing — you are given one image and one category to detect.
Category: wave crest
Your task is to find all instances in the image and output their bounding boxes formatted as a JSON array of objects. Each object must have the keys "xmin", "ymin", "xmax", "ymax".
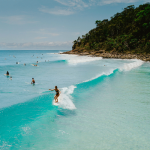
[
  {"xmin": 67, "ymin": 56, "xmax": 102, "ymax": 65},
  {"xmin": 119, "ymin": 59, "xmax": 144, "ymax": 71}
]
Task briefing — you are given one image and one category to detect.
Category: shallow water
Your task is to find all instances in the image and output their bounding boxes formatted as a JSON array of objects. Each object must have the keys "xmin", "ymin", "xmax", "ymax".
[{"xmin": 0, "ymin": 50, "xmax": 150, "ymax": 150}]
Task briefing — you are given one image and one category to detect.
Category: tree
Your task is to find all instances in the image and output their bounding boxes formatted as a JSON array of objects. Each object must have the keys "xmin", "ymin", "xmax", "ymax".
[{"xmin": 95, "ymin": 20, "xmax": 102, "ymax": 27}]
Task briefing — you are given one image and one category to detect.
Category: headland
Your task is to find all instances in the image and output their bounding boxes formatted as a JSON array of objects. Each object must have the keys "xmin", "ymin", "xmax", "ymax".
[{"xmin": 63, "ymin": 3, "xmax": 150, "ymax": 61}]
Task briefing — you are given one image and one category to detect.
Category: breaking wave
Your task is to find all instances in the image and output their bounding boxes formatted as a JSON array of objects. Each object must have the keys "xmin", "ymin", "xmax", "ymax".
[
  {"xmin": 59, "ymin": 54, "xmax": 103, "ymax": 65},
  {"xmin": 119, "ymin": 59, "xmax": 144, "ymax": 71},
  {"xmin": 82, "ymin": 59, "xmax": 143, "ymax": 83},
  {"xmin": 57, "ymin": 85, "xmax": 76, "ymax": 110}
]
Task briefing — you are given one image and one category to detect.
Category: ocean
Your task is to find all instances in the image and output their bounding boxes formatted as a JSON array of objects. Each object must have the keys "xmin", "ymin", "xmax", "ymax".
[{"xmin": 0, "ymin": 50, "xmax": 150, "ymax": 150}]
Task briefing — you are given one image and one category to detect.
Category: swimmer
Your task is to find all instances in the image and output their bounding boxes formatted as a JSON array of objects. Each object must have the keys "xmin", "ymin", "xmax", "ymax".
[
  {"xmin": 31, "ymin": 78, "xmax": 35, "ymax": 84},
  {"xmin": 24, "ymin": 63, "xmax": 26, "ymax": 66},
  {"xmin": 10, "ymin": 76, "xmax": 12, "ymax": 80},
  {"xmin": 36, "ymin": 61, "xmax": 38, "ymax": 63},
  {"xmin": 6, "ymin": 71, "xmax": 9, "ymax": 76},
  {"xmin": 34, "ymin": 64, "xmax": 37, "ymax": 66},
  {"xmin": 49, "ymin": 86, "xmax": 61, "ymax": 103}
]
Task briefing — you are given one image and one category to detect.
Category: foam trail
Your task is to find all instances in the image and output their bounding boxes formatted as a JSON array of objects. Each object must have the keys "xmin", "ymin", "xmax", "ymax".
[
  {"xmin": 119, "ymin": 59, "xmax": 144, "ymax": 71},
  {"xmin": 57, "ymin": 85, "xmax": 76, "ymax": 110}
]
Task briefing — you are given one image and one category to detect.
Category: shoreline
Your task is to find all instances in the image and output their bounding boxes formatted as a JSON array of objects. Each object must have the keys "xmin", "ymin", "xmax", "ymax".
[{"xmin": 62, "ymin": 50, "xmax": 150, "ymax": 61}]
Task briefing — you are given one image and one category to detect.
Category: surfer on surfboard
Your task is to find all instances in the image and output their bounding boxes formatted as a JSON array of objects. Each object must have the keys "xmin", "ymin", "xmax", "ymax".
[{"xmin": 49, "ymin": 86, "xmax": 60, "ymax": 103}]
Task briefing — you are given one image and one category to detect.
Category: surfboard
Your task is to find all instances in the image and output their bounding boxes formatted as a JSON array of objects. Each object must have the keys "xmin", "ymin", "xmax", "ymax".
[
  {"xmin": 53, "ymin": 97, "xmax": 61, "ymax": 106},
  {"xmin": 53, "ymin": 99, "xmax": 59, "ymax": 106},
  {"xmin": 4, "ymin": 74, "xmax": 10, "ymax": 76}
]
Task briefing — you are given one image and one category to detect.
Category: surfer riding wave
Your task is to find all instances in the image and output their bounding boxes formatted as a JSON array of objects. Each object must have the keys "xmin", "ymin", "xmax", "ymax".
[{"xmin": 49, "ymin": 86, "xmax": 61, "ymax": 103}]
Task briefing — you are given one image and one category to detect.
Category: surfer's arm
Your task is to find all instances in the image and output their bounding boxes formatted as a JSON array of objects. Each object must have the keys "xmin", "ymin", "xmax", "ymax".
[{"xmin": 49, "ymin": 89, "xmax": 54, "ymax": 91}]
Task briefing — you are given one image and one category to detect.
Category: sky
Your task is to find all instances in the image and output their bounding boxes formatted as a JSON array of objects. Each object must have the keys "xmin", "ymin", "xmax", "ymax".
[{"xmin": 0, "ymin": 0, "xmax": 149, "ymax": 50}]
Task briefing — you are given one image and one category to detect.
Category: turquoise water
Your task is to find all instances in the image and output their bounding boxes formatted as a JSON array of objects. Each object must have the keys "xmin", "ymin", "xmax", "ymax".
[{"xmin": 0, "ymin": 50, "xmax": 150, "ymax": 150}]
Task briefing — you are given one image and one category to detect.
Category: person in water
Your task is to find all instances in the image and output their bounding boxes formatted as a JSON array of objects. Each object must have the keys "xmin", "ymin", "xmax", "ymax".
[
  {"xmin": 31, "ymin": 78, "xmax": 35, "ymax": 84},
  {"xmin": 49, "ymin": 86, "xmax": 60, "ymax": 103},
  {"xmin": 6, "ymin": 71, "xmax": 9, "ymax": 76}
]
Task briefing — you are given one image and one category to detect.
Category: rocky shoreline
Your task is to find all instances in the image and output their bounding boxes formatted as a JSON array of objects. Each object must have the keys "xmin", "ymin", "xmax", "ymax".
[{"xmin": 62, "ymin": 50, "xmax": 150, "ymax": 61}]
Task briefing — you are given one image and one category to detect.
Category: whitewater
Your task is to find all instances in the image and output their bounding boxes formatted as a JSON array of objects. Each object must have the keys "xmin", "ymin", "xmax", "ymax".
[{"xmin": 0, "ymin": 50, "xmax": 150, "ymax": 150}]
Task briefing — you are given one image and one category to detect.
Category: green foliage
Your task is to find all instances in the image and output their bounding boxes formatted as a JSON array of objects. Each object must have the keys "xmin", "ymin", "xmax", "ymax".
[
  {"xmin": 95, "ymin": 20, "xmax": 102, "ymax": 27},
  {"xmin": 72, "ymin": 3, "xmax": 150, "ymax": 54}
]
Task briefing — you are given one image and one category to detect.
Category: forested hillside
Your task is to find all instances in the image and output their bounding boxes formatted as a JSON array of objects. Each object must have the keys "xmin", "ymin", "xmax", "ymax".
[{"xmin": 72, "ymin": 3, "xmax": 150, "ymax": 54}]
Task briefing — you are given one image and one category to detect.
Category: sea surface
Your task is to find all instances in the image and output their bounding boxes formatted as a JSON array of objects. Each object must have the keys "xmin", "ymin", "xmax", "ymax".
[{"xmin": 0, "ymin": 50, "xmax": 150, "ymax": 150}]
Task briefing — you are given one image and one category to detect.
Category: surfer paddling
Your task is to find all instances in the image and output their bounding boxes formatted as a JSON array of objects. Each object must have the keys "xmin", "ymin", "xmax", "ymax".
[{"xmin": 49, "ymin": 86, "xmax": 60, "ymax": 103}]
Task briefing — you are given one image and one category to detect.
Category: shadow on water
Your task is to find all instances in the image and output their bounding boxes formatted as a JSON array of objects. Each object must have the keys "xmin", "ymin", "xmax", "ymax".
[{"xmin": 57, "ymin": 109, "xmax": 77, "ymax": 117}]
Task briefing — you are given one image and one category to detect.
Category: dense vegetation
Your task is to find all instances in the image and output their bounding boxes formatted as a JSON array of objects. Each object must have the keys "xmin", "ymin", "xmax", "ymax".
[{"xmin": 72, "ymin": 3, "xmax": 150, "ymax": 54}]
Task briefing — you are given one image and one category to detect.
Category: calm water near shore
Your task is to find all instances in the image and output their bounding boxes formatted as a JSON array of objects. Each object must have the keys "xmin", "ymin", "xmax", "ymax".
[{"xmin": 0, "ymin": 50, "xmax": 150, "ymax": 150}]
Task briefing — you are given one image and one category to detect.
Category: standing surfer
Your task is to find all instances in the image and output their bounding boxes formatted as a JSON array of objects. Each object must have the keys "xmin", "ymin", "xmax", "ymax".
[{"xmin": 49, "ymin": 86, "xmax": 60, "ymax": 103}]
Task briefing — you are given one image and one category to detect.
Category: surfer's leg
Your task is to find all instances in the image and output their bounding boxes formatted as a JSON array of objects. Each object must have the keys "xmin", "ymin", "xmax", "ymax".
[
  {"xmin": 54, "ymin": 95, "xmax": 57, "ymax": 103},
  {"xmin": 55, "ymin": 95, "xmax": 59, "ymax": 103},
  {"xmin": 54, "ymin": 96, "xmax": 56, "ymax": 102},
  {"xmin": 56, "ymin": 97, "xmax": 58, "ymax": 102}
]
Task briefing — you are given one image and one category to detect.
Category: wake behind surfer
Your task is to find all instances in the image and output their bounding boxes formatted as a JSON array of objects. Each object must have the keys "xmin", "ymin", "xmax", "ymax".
[{"xmin": 49, "ymin": 86, "xmax": 60, "ymax": 103}]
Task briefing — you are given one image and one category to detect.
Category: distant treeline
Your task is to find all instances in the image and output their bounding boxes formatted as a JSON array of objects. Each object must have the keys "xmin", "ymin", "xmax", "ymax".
[{"xmin": 72, "ymin": 3, "xmax": 150, "ymax": 54}]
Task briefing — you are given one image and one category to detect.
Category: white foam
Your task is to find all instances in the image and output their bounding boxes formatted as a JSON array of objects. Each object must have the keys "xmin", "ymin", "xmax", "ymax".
[
  {"xmin": 0, "ymin": 141, "xmax": 12, "ymax": 149},
  {"xmin": 81, "ymin": 59, "xmax": 143, "ymax": 83},
  {"xmin": 47, "ymin": 53, "xmax": 59, "ymax": 54},
  {"xmin": 60, "ymin": 54, "xmax": 102, "ymax": 65},
  {"xmin": 119, "ymin": 59, "xmax": 144, "ymax": 71},
  {"xmin": 56, "ymin": 85, "xmax": 76, "ymax": 110},
  {"xmin": 83, "ymin": 69, "xmax": 115, "ymax": 83}
]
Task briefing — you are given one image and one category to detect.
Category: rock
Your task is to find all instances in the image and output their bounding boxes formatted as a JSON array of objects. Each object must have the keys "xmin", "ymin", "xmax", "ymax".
[
  {"xmin": 146, "ymin": 58, "xmax": 150, "ymax": 61},
  {"xmin": 99, "ymin": 50, "xmax": 105, "ymax": 53},
  {"xmin": 95, "ymin": 53, "xmax": 101, "ymax": 56},
  {"xmin": 82, "ymin": 52, "xmax": 90, "ymax": 55}
]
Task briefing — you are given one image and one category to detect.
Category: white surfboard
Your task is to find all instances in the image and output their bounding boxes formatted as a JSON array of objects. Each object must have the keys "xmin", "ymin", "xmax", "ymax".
[
  {"xmin": 53, "ymin": 96, "xmax": 61, "ymax": 106},
  {"xmin": 53, "ymin": 100, "xmax": 59, "ymax": 106}
]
